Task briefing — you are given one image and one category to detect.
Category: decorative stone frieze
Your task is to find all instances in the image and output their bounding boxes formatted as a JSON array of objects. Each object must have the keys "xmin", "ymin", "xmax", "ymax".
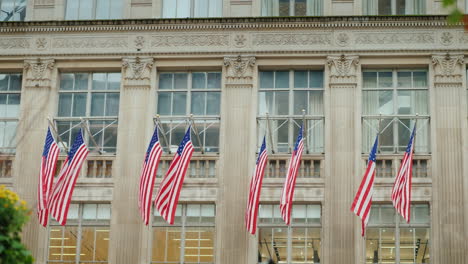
[
  {"xmin": 223, "ymin": 55, "xmax": 256, "ymax": 88},
  {"xmin": 52, "ymin": 37, "xmax": 128, "ymax": 49},
  {"xmin": 327, "ymin": 55, "xmax": 359, "ymax": 87},
  {"xmin": 252, "ymin": 33, "xmax": 332, "ymax": 46},
  {"xmin": 432, "ymin": 54, "xmax": 464, "ymax": 86},
  {"xmin": 151, "ymin": 34, "xmax": 230, "ymax": 47},
  {"xmin": 23, "ymin": 58, "xmax": 55, "ymax": 88},
  {"xmin": 122, "ymin": 57, "xmax": 154, "ymax": 88}
]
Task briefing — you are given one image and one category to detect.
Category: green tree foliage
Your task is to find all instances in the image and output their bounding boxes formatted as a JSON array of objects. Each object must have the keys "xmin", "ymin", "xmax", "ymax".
[
  {"xmin": 0, "ymin": 185, "xmax": 34, "ymax": 264},
  {"xmin": 443, "ymin": 0, "xmax": 464, "ymax": 24}
]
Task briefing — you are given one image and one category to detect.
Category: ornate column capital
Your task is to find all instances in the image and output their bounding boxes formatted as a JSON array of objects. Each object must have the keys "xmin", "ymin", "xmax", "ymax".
[
  {"xmin": 223, "ymin": 55, "xmax": 256, "ymax": 88},
  {"xmin": 23, "ymin": 58, "xmax": 55, "ymax": 88},
  {"xmin": 432, "ymin": 54, "xmax": 464, "ymax": 87},
  {"xmin": 327, "ymin": 55, "xmax": 359, "ymax": 87},
  {"xmin": 122, "ymin": 56, "xmax": 154, "ymax": 88}
]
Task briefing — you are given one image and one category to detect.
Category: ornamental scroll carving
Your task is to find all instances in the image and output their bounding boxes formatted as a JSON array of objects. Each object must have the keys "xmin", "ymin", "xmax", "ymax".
[
  {"xmin": 223, "ymin": 56, "xmax": 256, "ymax": 88},
  {"xmin": 327, "ymin": 55, "xmax": 359, "ymax": 86},
  {"xmin": 432, "ymin": 54, "xmax": 464, "ymax": 85},
  {"xmin": 122, "ymin": 57, "xmax": 153, "ymax": 88},
  {"xmin": 23, "ymin": 58, "xmax": 55, "ymax": 88}
]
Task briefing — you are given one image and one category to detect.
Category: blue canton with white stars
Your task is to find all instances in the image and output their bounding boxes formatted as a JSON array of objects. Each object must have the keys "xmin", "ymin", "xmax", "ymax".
[
  {"xmin": 68, "ymin": 129, "xmax": 85, "ymax": 164},
  {"xmin": 368, "ymin": 136, "xmax": 378, "ymax": 163},
  {"xmin": 42, "ymin": 127, "xmax": 54, "ymax": 157},
  {"xmin": 293, "ymin": 126, "xmax": 303, "ymax": 152},
  {"xmin": 406, "ymin": 126, "xmax": 416, "ymax": 153},
  {"xmin": 257, "ymin": 136, "xmax": 267, "ymax": 164},
  {"xmin": 145, "ymin": 127, "xmax": 159, "ymax": 163},
  {"xmin": 177, "ymin": 127, "xmax": 192, "ymax": 155}
]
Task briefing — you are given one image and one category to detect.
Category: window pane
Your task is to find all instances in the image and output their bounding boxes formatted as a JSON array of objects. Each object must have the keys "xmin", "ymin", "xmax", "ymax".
[
  {"xmin": 260, "ymin": 71, "xmax": 274, "ymax": 89},
  {"xmin": 363, "ymin": 90, "xmax": 393, "ymax": 115},
  {"xmin": 95, "ymin": 228, "xmax": 110, "ymax": 260},
  {"xmin": 103, "ymin": 120, "xmax": 118, "ymax": 152},
  {"xmin": 194, "ymin": 0, "xmax": 209, "ymax": 17},
  {"xmin": 187, "ymin": 204, "xmax": 201, "ymax": 223},
  {"xmin": 162, "ymin": 0, "xmax": 177, "ymax": 18},
  {"xmin": 9, "ymin": 74, "xmax": 21, "ymax": 91},
  {"xmin": 97, "ymin": 204, "xmax": 111, "ymax": 219},
  {"xmin": 363, "ymin": 71, "xmax": 377, "ymax": 89},
  {"xmin": 207, "ymin": 72, "xmax": 221, "ymax": 89},
  {"xmin": 397, "ymin": 90, "xmax": 428, "ymax": 115},
  {"xmin": 378, "ymin": 71, "xmax": 393, "ymax": 88},
  {"xmin": 412, "ymin": 204, "xmax": 430, "ymax": 224},
  {"xmin": 74, "ymin": 73, "xmax": 89, "ymax": 90},
  {"xmin": 174, "ymin": 73, "xmax": 188, "ymax": 89},
  {"xmin": 291, "ymin": 228, "xmax": 307, "ymax": 262},
  {"xmin": 63, "ymin": 227, "xmax": 78, "ymax": 261},
  {"xmin": 378, "ymin": 0, "xmax": 392, "ymax": 15},
  {"xmin": 275, "ymin": 71, "xmax": 289, "ymax": 88},
  {"xmin": 397, "ymin": 71, "xmax": 412, "ymax": 88},
  {"xmin": 294, "ymin": 91, "xmax": 308, "ymax": 115},
  {"xmin": 105, "ymin": 93, "xmax": 120, "ymax": 116},
  {"xmin": 159, "ymin": 73, "xmax": 173, "ymax": 90},
  {"xmin": 366, "ymin": 228, "xmax": 380, "ymax": 264},
  {"xmin": 0, "ymin": 94, "xmax": 6, "ymax": 116},
  {"xmin": 400, "ymin": 228, "xmax": 415, "ymax": 263},
  {"xmin": 201, "ymin": 204, "xmax": 215, "ymax": 222},
  {"xmin": 206, "ymin": 92, "xmax": 220, "ymax": 115},
  {"xmin": 96, "ymin": 0, "xmax": 111, "ymax": 19},
  {"xmin": 6, "ymin": 94, "xmax": 20, "ymax": 118},
  {"xmin": 92, "ymin": 73, "xmax": 107, "ymax": 90},
  {"xmin": 306, "ymin": 205, "xmax": 321, "ymax": 224},
  {"xmin": 91, "ymin": 93, "xmax": 105, "ymax": 116},
  {"xmin": 310, "ymin": 70, "xmax": 324, "ymax": 88},
  {"xmin": 110, "ymin": 0, "xmax": 123, "ymax": 19},
  {"xmin": 295, "ymin": 0, "xmax": 307, "ymax": 16},
  {"xmin": 208, "ymin": 0, "xmax": 222, "ymax": 17},
  {"xmin": 279, "ymin": 0, "xmax": 290, "ymax": 16},
  {"xmin": 72, "ymin": 93, "xmax": 87, "ymax": 116},
  {"xmin": 413, "ymin": 71, "xmax": 428, "ymax": 88},
  {"xmin": 65, "ymin": 0, "xmax": 79, "ymax": 20},
  {"xmin": 78, "ymin": 0, "xmax": 93, "ymax": 19},
  {"xmin": 80, "ymin": 227, "xmax": 96, "ymax": 261},
  {"xmin": 415, "ymin": 228, "xmax": 430, "ymax": 264},
  {"xmin": 396, "ymin": 0, "xmax": 405, "ymax": 15},
  {"xmin": 294, "ymin": 71, "xmax": 308, "ymax": 88},
  {"xmin": 60, "ymin": 73, "xmax": 74, "ymax": 90},
  {"xmin": 172, "ymin": 92, "xmax": 187, "ymax": 115},
  {"xmin": 0, "ymin": 74, "xmax": 8, "ymax": 91},
  {"xmin": 107, "ymin": 73, "xmax": 121, "ymax": 90},
  {"xmin": 157, "ymin": 92, "xmax": 171, "ymax": 115},
  {"xmin": 83, "ymin": 204, "xmax": 98, "ymax": 220},
  {"xmin": 176, "ymin": 0, "xmax": 190, "ymax": 17},
  {"xmin": 259, "ymin": 91, "xmax": 289, "ymax": 115},
  {"xmin": 192, "ymin": 72, "xmax": 206, "ymax": 89},
  {"xmin": 379, "ymin": 118, "xmax": 394, "ymax": 153},
  {"xmin": 153, "ymin": 228, "xmax": 181, "ymax": 262}
]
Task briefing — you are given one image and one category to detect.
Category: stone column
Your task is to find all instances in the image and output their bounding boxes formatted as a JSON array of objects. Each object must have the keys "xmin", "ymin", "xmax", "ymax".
[
  {"xmin": 217, "ymin": 55, "xmax": 257, "ymax": 264},
  {"xmin": 13, "ymin": 58, "xmax": 56, "ymax": 264},
  {"xmin": 323, "ymin": 55, "xmax": 360, "ymax": 264},
  {"xmin": 430, "ymin": 54, "xmax": 467, "ymax": 264},
  {"xmin": 109, "ymin": 57, "xmax": 155, "ymax": 264}
]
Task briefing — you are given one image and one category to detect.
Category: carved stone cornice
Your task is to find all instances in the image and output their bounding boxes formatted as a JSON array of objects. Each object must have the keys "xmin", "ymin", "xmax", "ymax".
[
  {"xmin": 432, "ymin": 54, "xmax": 464, "ymax": 86},
  {"xmin": 223, "ymin": 55, "xmax": 256, "ymax": 88},
  {"xmin": 23, "ymin": 58, "xmax": 55, "ymax": 88},
  {"xmin": 122, "ymin": 57, "xmax": 153, "ymax": 88},
  {"xmin": 327, "ymin": 55, "xmax": 359, "ymax": 86}
]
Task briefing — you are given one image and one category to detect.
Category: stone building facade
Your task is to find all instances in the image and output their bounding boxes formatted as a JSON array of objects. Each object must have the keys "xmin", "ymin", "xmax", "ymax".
[{"xmin": 1, "ymin": 0, "xmax": 468, "ymax": 263}]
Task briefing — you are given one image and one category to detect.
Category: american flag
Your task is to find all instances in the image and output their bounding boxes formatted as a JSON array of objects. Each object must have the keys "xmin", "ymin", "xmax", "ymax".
[
  {"xmin": 245, "ymin": 136, "xmax": 268, "ymax": 234},
  {"xmin": 37, "ymin": 127, "xmax": 60, "ymax": 227},
  {"xmin": 138, "ymin": 126, "xmax": 163, "ymax": 225},
  {"xmin": 154, "ymin": 126, "xmax": 194, "ymax": 225},
  {"xmin": 280, "ymin": 126, "xmax": 304, "ymax": 225},
  {"xmin": 48, "ymin": 129, "xmax": 89, "ymax": 226},
  {"xmin": 351, "ymin": 135, "xmax": 378, "ymax": 236},
  {"xmin": 392, "ymin": 126, "xmax": 416, "ymax": 223}
]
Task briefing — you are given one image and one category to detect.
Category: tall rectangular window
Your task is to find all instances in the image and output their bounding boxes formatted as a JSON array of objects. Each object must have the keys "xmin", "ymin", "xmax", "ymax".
[
  {"xmin": 65, "ymin": 0, "xmax": 123, "ymax": 20},
  {"xmin": 0, "ymin": 0, "xmax": 26, "ymax": 21},
  {"xmin": 366, "ymin": 204, "xmax": 430, "ymax": 264},
  {"xmin": 56, "ymin": 73, "xmax": 120, "ymax": 153},
  {"xmin": 162, "ymin": 0, "xmax": 222, "ymax": 18},
  {"xmin": 362, "ymin": 69, "xmax": 429, "ymax": 154},
  {"xmin": 363, "ymin": 0, "xmax": 426, "ymax": 15},
  {"xmin": 258, "ymin": 70, "xmax": 324, "ymax": 153},
  {"xmin": 157, "ymin": 72, "xmax": 221, "ymax": 153},
  {"xmin": 261, "ymin": 0, "xmax": 323, "ymax": 16},
  {"xmin": 152, "ymin": 204, "xmax": 215, "ymax": 263},
  {"xmin": 48, "ymin": 203, "xmax": 111, "ymax": 263},
  {"xmin": 258, "ymin": 204, "xmax": 321, "ymax": 264},
  {"xmin": 0, "ymin": 73, "xmax": 21, "ymax": 153}
]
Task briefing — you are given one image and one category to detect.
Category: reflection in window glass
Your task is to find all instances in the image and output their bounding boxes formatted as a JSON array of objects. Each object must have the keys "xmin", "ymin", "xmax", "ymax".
[
  {"xmin": 0, "ymin": 0, "xmax": 27, "ymax": 21},
  {"xmin": 152, "ymin": 204, "xmax": 215, "ymax": 264}
]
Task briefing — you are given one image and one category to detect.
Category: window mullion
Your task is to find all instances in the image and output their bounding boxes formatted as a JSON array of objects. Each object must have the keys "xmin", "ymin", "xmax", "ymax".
[{"xmin": 187, "ymin": 72, "xmax": 192, "ymax": 116}]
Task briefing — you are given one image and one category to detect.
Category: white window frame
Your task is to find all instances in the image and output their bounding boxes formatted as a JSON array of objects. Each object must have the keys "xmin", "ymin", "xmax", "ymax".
[
  {"xmin": 64, "ymin": 0, "xmax": 123, "ymax": 20},
  {"xmin": 161, "ymin": 0, "xmax": 223, "ymax": 18},
  {"xmin": 261, "ymin": 0, "xmax": 323, "ymax": 16},
  {"xmin": 47, "ymin": 203, "xmax": 111, "ymax": 264},
  {"xmin": 362, "ymin": 69, "xmax": 430, "ymax": 154},
  {"xmin": 0, "ymin": 73, "xmax": 21, "ymax": 153},
  {"xmin": 55, "ymin": 72, "xmax": 120, "ymax": 153},
  {"xmin": 362, "ymin": 0, "xmax": 426, "ymax": 15}
]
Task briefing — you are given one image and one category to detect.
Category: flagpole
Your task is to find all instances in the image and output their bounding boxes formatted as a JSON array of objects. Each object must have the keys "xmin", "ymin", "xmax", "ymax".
[
  {"xmin": 47, "ymin": 117, "xmax": 69, "ymax": 154},
  {"xmin": 80, "ymin": 117, "xmax": 102, "ymax": 154},
  {"xmin": 302, "ymin": 109, "xmax": 308, "ymax": 154},
  {"xmin": 266, "ymin": 112, "xmax": 275, "ymax": 154},
  {"xmin": 155, "ymin": 115, "xmax": 171, "ymax": 154},
  {"xmin": 189, "ymin": 114, "xmax": 204, "ymax": 154}
]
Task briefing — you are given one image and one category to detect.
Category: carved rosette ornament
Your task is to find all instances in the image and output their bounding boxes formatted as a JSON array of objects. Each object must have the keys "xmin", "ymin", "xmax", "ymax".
[
  {"xmin": 432, "ymin": 54, "xmax": 464, "ymax": 86},
  {"xmin": 223, "ymin": 55, "xmax": 256, "ymax": 88},
  {"xmin": 122, "ymin": 57, "xmax": 154, "ymax": 88},
  {"xmin": 327, "ymin": 55, "xmax": 359, "ymax": 87},
  {"xmin": 23, "ymin": 58, "xmax": 55, "ymax": 88}
]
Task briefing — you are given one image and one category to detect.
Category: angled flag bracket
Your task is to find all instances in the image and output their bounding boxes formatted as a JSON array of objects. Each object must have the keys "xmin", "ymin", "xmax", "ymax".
[
  {"xmin": 189, "ymin": 114, "xmax": 204, "ymax": 154},
  {"xmin": 154, "ymin": 115, "xmax": 172, "ymax": 154},
  {"xmin": 265, "ymin": 112, "xmax": 275, "ymax": 154},
  {"xmin": 47, "ymin": 117, "xmax": 69, "ymax": 154},
  {"xmin": 80, "ymin": 118, "xmax": 102, "ymax": 155},
  {"xmin": 302, "ymin": 109, "xmax": 309, "ymax": 154}
]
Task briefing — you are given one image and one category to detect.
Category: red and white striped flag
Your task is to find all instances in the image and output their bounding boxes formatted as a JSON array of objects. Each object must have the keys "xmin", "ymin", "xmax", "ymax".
[
  {"xmin": 245, "ymin": 136, "xmax": 268, "ymax": 234},
  {"xmin": 280, "ymin": 126, "xmax": 304, "ymax": 225},
  {"xmin": 351, "ymin": 135, "xmax": 378, "ymax": 236},
  {"xmin": 154, "ymin": 126, "xmax": 194, "ymax": 225},
  {"xmin": 48, "ymin": 129, "xmax": 89, "ymax": 226},
  {"xmin": 138, "ymin": 126, "xmax": 163, "ymax": 225},
  {"xmin": 37, "ymin": 126, "xmax": 60, "ymax": 227},
  {"xmin": 392, "ymin": 126, "xmax": 416, "ymax": 223}
]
